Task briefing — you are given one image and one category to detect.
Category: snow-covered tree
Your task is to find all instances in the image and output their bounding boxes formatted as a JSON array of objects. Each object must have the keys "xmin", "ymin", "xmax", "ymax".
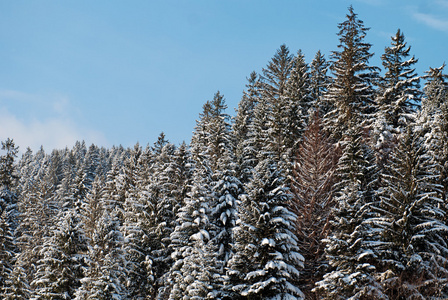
[
  {"xmin": 229, "ymin": 158, "xmax": 304, "ymax": 299},
  {"xmin": 260, "ymin": 44, "xmax": 294, "ymax": 101},
  {"xmin": 377, "ymin": 29, "xmax": 420, "ymax": 132},
  {"xmin": 1, "ymin": 264, "xmax": 30, "ymax": 299},
  {"xmin": 30, "ymin": 210, "xmax": 87, "ymax": 299},
  {"xmin": 169, "ymin": 161, "xmax": 212, "ymax": 300},
  {"xmin": 272, "ymin": 50, "xmax": 311, "ymax": 168},
  {"xmin": 0, "ymin": 139, "xmax": 19, "ymax": 294},
  {"xmin": 233, "ymin": 71, "xmax": 260, "ymax": 184},
  {"xmin": 367, "ymin": 126, "xmax": 448, "ymax": 298},
  {"xmin": 309, "ymin": 50, "xmax": 332, "ymax": 116},
  {"xmin": 75, "ymin": 209, "xmax": 127, "ymax": 300},
  {"xmin": 373, "ymin": 29, "xmax": 420, "ymax": 172},
  {"xmin": 323, "ymin": 6, "xmax": 379, "ymax": 142},
  {"xmin": 314, "ymin": 122, "xmax": 384, "ymax": 299},
  {"xmin": 207, "ymin": 146, "xmax": 241, "ymax": 299},
  {"xmin": 418, "ymin": 65, "xmax": 448, "ymax": 206},
  {"xmin": 15, "ymin": 153, "xmax": 60, "ymax": 286}
]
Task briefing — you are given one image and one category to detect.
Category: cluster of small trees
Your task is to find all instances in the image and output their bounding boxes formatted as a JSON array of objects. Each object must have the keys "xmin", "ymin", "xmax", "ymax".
[{"xmin": 1, "ymin": 6, "xmax": 448, "ymax": 299}]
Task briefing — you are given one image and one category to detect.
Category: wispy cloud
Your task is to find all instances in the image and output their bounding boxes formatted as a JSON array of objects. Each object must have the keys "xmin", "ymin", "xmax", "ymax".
[
  {"xmin": 354, "ymin": 0, "xmax": 384, "ymax": 6},
  {"xmin": 413, "ymin": 11, "xmax": 448, "ymax": 32},
  {"xmin": 409, "ymin": 0, "xmax": 448, "ymax": 33},
  {"xmin": 0, "ymin": 108, "xmax": 108, "ymax": 153},
  {"xmin": 0, "ymin": 90, "xmax": 108, "ymax": 153},
  {"xmin": 435, "ymin": 0, "xmax": 448, "ymax": 9}
]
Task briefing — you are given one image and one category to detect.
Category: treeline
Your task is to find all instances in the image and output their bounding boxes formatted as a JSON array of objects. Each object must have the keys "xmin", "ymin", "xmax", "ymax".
[{"xmin": 1, "ymin": 6, "xmax": 448, "ymax": 299}]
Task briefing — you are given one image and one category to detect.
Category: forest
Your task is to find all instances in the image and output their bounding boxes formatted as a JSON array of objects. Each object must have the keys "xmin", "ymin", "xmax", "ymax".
[{"xmin": 1, "ymin": 6, "xmax": 448, "ymax": 300}]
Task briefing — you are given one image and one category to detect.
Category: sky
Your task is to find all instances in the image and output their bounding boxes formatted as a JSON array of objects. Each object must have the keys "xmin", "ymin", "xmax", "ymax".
[{"xmin": 0, "ymin": 0, "xmax": 447, "ymax": 153}]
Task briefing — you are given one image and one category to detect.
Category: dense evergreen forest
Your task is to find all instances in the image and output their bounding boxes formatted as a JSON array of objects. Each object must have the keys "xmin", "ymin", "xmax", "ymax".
[{"xmin": 2, "ymin": 6, "xmax": 448, "ymax": 299}]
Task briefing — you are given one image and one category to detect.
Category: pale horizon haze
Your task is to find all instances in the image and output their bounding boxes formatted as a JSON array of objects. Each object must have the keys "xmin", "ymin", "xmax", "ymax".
[{"xmin": 1, "ymin": 0, "xmax": 447, "ymax": 153}]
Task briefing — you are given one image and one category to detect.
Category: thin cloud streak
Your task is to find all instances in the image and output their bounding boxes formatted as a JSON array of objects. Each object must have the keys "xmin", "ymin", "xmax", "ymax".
[
  {"xmin": 413, "ymin": 11, "xmax": 448, "ymax": 32},
  {"xmin": 0, "ymin": 108, "xmax": 108, "ymax": 153},
  {"xmin": 0, "ymin": 89, "xmax": 108, "ymax": 152}
]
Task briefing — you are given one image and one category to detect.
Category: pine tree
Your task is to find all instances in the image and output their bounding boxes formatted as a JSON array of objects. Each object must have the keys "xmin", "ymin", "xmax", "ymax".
[{"xmin": 323, "ymin": 6, "xmax": 379, "ymax": 142}]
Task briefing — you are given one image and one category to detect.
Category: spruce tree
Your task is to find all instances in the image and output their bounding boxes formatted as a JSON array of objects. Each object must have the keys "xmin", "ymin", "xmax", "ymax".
[
  {"xmin": 75, "ymin": 209, "xmax": 127, "ymax": 300},
  {"xmin": 367, "ymin": 127, "xmax": 448, "ymax": 298},
  {"xmin": 260, "ymin": 44, "xmax": 294, "ymax": 100},
  {"xmin": 121, "ymin": 144, "xmax": 154, "ymax": 299},
  {"xmin": 169, "ymin": 161, "xmax": 212, "ymax": 300},
  {"xmin": 419, "ymin": 65, "xmax": 448, "ymax": 206},
  {"xmin": 30, "ymin": 210, "xmax": 87, "ymax": 299},
  {"xmin": 314, "ymin": 122, "xmax": 384, "ymax": 299},
  {"xmin": 323, "ymin": 6, "xmax": 379, "ymax": 142},
  {"xmin": 15, "ymin": 153, "xmax": 60, "ymax": 287},
  {"xmin": 0, "ymin": 139, "xmax": 19, "ymax": 294},
  {"xmin": 309, "ymin": 51, "xmax": 332, "ymax": 116},
  {"xmin": 208, "ymin": 145, "xmax": 241, "ymax": 299},
  {"xmin": 275, "ymin": 50, "xmax": 311, "ymax": 166},
  {"xmin": 233, "ymin": 72, "xmax": 260, "ymax": 184},
  {"xmin": 229, "ymin": 158, "xmax": 304, "ymax": 299},
  {"xmin": 377, "ymin": 29, "xmax": 421, "ymax": 132},
  {"xmin": 373, "ymin": 30, "xmax": 421, "ymax": 172},
  {"xmin": 291, "ymin": 112, "xmax": 339, "ymax": 299}
]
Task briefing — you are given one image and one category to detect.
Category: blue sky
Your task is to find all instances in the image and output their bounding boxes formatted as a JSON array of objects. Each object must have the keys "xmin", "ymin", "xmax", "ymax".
[{"xmin": 0, "ymin": 0, "xmax": 447, "ymax": 152}]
